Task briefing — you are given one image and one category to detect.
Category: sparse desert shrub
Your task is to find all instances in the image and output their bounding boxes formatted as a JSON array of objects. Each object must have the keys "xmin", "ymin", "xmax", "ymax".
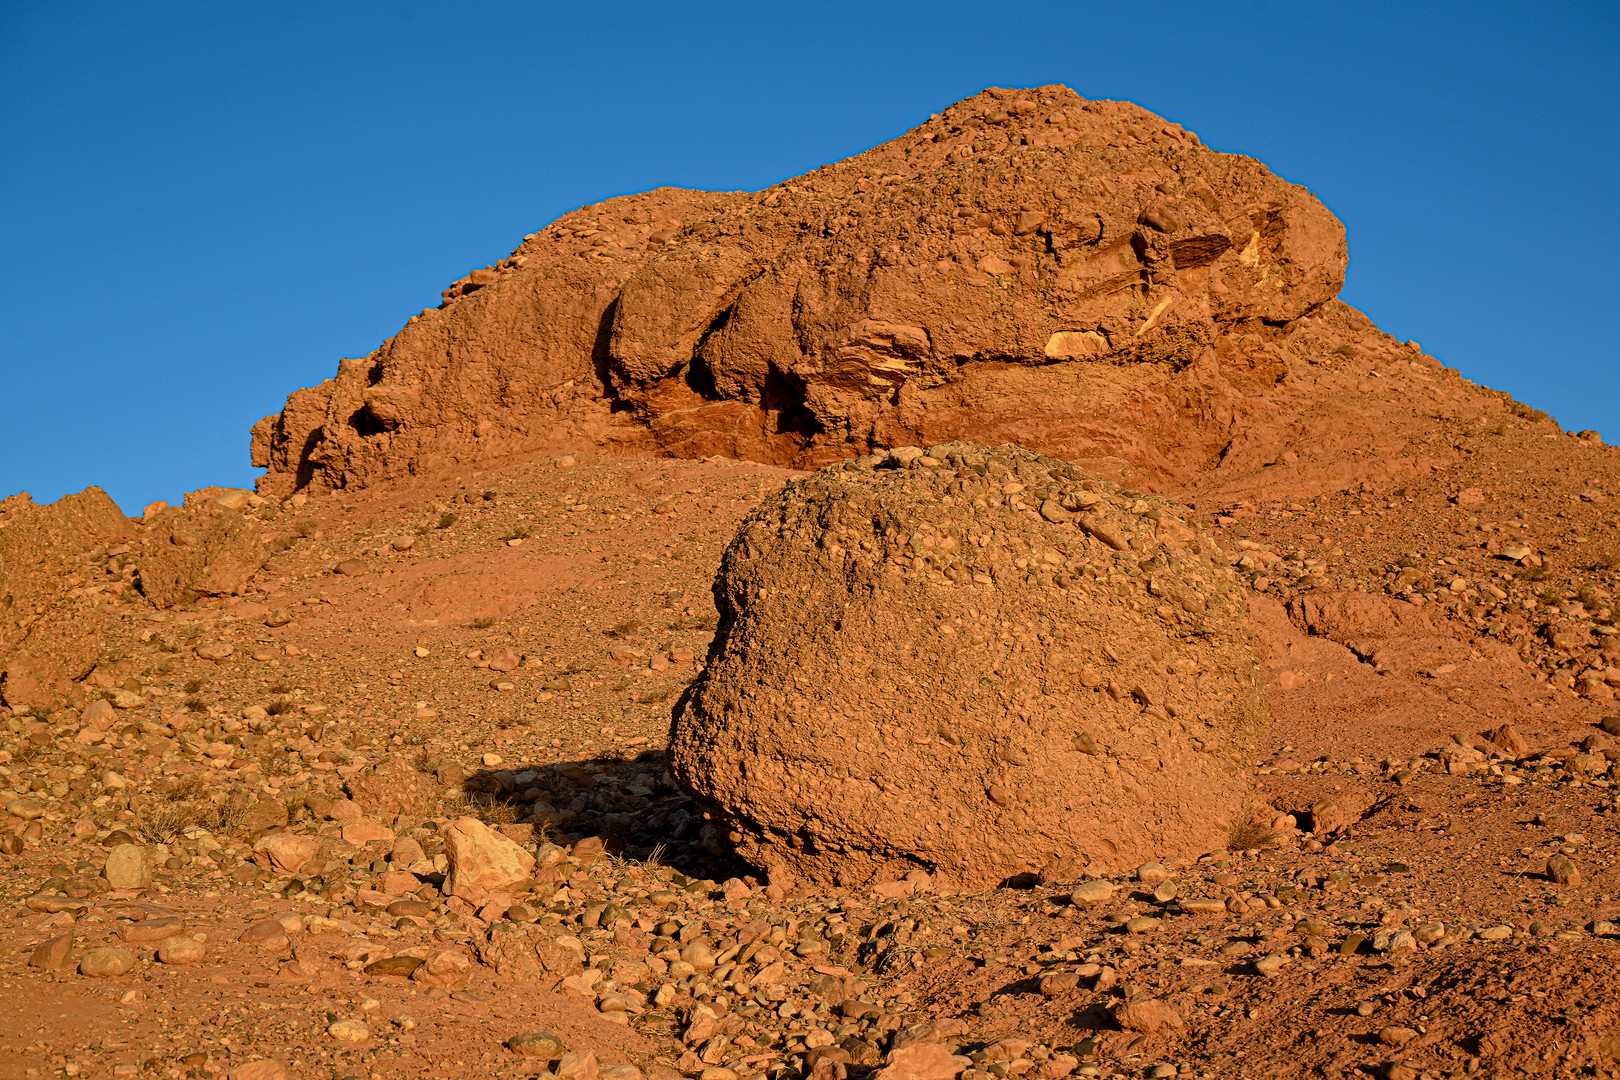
[
  {"xmin": 453, "ymin": 791, "xmax": 519, "ymax": 825},
  {"xmin": 1508, "ymin": 400, "xmax": 1551, "ymax": 423},
  {"xmin": 1228, "ymin": 818, "xmax": 1279, "ymax": 851},
  {"xmin": 261, "ymin": 752, "xmax": 300, "ymax": 777}
]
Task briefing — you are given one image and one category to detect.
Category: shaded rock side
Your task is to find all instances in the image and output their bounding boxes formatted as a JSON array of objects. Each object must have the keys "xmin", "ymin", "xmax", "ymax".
[
  {"xmin": 138, "ymin": 503, "xmax": 263, "ymax": 608},
  {"xmin": 0, "ymin": 487, "xmax": 134, "ymax": 709},
  {"xmin": 668, "ymin": 443, "xmax": 1267, "ymax": 889},
  {"xmin": 256, "ymin": 85, "xmax": 1488, "ymax": 501}
]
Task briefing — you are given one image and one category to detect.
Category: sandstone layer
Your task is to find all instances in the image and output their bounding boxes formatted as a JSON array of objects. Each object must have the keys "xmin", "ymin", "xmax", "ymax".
[{"xmin": 668, "ymin": 444, "xmax": 1266, "ymax": 889}]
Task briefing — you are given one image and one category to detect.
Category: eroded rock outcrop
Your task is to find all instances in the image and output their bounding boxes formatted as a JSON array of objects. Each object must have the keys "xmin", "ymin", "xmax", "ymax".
[
  {"xmin": 0, "ymin": 488, "xmax": 134, "ymax": 709},
  {"xmin": 668, "ymin": 444, "xmax": 1267, "ymax": 889},
  {"xmin": 138, "ymin": 502, "xmax": 263, "ymax": 608},
  {"xmin": 255, "ymin": 85, "xmax": 1512, "ymax": 503}
]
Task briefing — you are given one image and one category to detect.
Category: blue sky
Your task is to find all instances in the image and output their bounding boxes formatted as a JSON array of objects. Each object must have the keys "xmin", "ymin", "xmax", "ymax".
[{"xmin": 2, "ymin": 2, "xmax": 1616, "ymax": 513}]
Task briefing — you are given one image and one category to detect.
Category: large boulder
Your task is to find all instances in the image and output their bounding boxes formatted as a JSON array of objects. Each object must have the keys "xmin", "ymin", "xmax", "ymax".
[
  {"xmin": 668, "ymin": 444, "xmax": 1267, "ymax": 889},
  {"xmin": 138, "ymin": 503, "xmax": 262, "ymax": 607},
  {"xmin": 0, "ymin": 488, "xmax": 134, "ymax": 709}
]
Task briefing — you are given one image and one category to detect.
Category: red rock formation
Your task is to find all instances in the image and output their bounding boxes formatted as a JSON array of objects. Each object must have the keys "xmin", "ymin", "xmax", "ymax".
[{"xmin": 252, "ymin": 85, "xmax": 1522, "ymax": 504}]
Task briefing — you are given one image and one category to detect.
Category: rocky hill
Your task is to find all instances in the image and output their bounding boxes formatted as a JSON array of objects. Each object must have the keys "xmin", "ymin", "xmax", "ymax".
[
  {"xmin": 7, "ymin": 86, "xmax": 1620, "ymax": 1080},
  {"xmin": 252, "ymin": 85, "xmax": 1529, "ymax": 507}
]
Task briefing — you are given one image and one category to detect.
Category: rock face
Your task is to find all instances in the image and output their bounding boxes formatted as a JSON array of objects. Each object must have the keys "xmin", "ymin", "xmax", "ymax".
[
  {"xmin": 253, "ymin": 85, "xmax": 1475, "ymax": 501},
  {"xmin": 138, "ymin": 503, "xmax": 263, "ymax": 608},
  {"xmin": 668, "ymin": 444, "xmax": 1266, "ymax": 889},
  {"xmin": 0, "ymin": 488, "xmax": 133, "ymax": 709}
]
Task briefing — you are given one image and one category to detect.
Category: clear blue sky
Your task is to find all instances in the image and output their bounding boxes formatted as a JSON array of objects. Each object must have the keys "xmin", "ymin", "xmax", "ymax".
[{"xmin": 3, "ymin": 2, "xmax": 1616, "ymax": 514}]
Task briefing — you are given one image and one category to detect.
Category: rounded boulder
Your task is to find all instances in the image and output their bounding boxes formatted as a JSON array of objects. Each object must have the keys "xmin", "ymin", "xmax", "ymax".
[{"xmin": 668, "ymin": 444, "xmax": 1267, "ymax": 889}]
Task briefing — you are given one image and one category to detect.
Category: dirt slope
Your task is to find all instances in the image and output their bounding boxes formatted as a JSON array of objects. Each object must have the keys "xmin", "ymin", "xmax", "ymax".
[{"xmin": 3, "ymin": 448, "xmax": 1620, "ymax": 1080}]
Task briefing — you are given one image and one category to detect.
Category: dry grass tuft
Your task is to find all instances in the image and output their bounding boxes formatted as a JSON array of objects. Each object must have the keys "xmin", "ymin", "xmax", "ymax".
[{"xmin": 1228, "ymin": 818, "xmax": 1280, "ymax": 851}]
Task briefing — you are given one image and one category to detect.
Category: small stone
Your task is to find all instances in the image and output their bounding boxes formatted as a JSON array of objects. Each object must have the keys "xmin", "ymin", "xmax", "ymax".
[
  {"xmin": 79, "ymin": 946, "xmax": 136, "ymax": 977},
  {"xmin": 264, "ymin": 608, "xmax": 293, "ymax": 627},
  {"xmin": 327, "ymin": 1019, "xmax": 370, "ymax": 1044},
  {"xmin": 1069, "ymin": 880, "xmax": 1115, "ymax": 907},
  {"xmin": 194, "ymin": 641, "xmax": 234, "ymax": 661},
  {"xmin": 255, "ymin": 833, "xmax": 319, "ymax": 874},
  {"xmin": 103, "ymin": 844, "xmax": 154, "ymax": 889},
  {"xmin": 1412, "ymin": 922, "xmax": 1447, "ymax": 945},
  {"xmin": 6, "ymin": 796, "xmax": 46, "ymax": 820},
  {"xmin": 411, "ymin": 948, "xmax": 471, "ymax": 990},
  {"xmin": 1135, "ymin": 862, "xmax": 1171, "ymax": 884},
  {"xmin": 29, "ymin": 934, "xmax": 74, "ymax": 971},
  {"xmin": 80, "ymin": 698, "xmax": 118, "ymax": 732},
  {"xmin": 158, "ymin": 936, "xmax": 206, "ymax": 965},
  {"xmin": 120, "ymin": 917, "xmax": 187, "ymax": 943},
  {"xmin": 1253, "ymin": 953, "xmax": 1287, "ymax": 977},
  {"xmin": 334, "ymin": 559, "xmax": 369, "ymax": 576},
  {"xmin": 556, "ymin": 1050, "xmax": 600, "ymax": 1080},
  {"xmin": 874, "ymin": 1044, "xmax": 966, "ymax": 1080},
  {"xmin": 1378, "ymin": 1026, "xmax": 1417, "ymax": 1047},
  {"xmin": 1124, "ymin": 916, "xmax": 1161, "ymax": 934},
  {"xmin": 228, "ymin": 1061, "xmax": 294, "ymax": 1080},
  {"xmin": 1177, "ymin": 898, "xmax": 1227, "ymax": 916},
  {"xmin": 392, "ymin": 535, "xmax": 416, "ymax": 552},
  {"xmin": 1113, "ymin": 998, "xmax": 1183, "ymax": 1033},
  {"xmin": 680, "ymin": 940, "xmax": 716, "ymax": 971},
  {"xmin": 508, "ymin": 1032, "xmax": 567, "ymax": 1059},
  {"xmin": 1038, "ymin": 972, "xmax": 1080, "ymax": 996},
  {"xmin": 364, "ymin": 956, "xmax": 425, "ymax": 977},
  {"xmin": 1478, "ymin": 925, "xmax": 1514, "ymax": 941},
  {"xmin": 1153, "ymin": 880, "xmax": 1179, "ymax": 903},
  {"xmin": 1547, "ymin": 854, "xmax": 1581, "ymax": 885}
]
